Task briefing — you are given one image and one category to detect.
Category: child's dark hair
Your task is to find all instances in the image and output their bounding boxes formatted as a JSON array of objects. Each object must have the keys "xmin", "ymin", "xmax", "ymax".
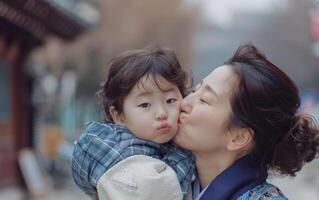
[
  {"xmin": 226, "ymin": 44, "xmax": 319, "ymax": 176},
  {"xmin": 97, "ymin": 46, "xmax": 189, "ymax": 122}
]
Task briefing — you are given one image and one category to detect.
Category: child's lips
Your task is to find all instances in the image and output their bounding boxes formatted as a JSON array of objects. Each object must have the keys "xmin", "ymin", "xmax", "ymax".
[{"xmin": 157, "ymin": 123, "xmax": 171, "ymax": 132}]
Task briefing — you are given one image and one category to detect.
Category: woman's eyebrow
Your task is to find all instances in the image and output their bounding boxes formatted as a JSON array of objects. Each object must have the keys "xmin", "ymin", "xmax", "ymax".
[{"xmin": 204, "ymin": 84, "xmax": 219, "ymax": 98}]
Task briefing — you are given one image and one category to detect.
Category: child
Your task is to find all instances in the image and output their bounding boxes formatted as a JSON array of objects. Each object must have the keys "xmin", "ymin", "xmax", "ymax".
[{"xmin": 71, "ymin": 46, "xmax": 195, "ymax": 199}]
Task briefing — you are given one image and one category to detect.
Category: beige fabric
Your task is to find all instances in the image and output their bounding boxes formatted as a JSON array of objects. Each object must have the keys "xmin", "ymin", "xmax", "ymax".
[{"xmin": 97, "ymin": 155, "xmax": 183, "ymax": 200}]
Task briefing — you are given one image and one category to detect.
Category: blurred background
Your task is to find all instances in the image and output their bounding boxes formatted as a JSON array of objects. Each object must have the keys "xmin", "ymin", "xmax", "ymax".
[{"xmin": 0, "ymin": 0, "xmax": 318, "ymax": 199}]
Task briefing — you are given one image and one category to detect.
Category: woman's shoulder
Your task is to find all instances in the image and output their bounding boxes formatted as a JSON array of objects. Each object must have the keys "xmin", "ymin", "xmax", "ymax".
[{"xmin": 237, "ymin": 182, "xmax": 288, "ymax": 200}]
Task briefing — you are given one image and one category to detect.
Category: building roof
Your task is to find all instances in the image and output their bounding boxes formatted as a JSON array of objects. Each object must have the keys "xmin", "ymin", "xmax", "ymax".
[
  {"xmin": 42, "ymin": 0, "xmax": 100, "ymax": 29},
  {"xmin": 0, "ymin": 0, "xmax": 100, "ymax": 40}
]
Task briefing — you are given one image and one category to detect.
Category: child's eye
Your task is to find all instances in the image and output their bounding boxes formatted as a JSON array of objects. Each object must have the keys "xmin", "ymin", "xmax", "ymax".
[
  {"xmin": 138, "ymin": 103, "xmax": 151, "ymax": 108},
  {"xmin": 166, "ymin": 98, "xmax": 177, "ymax": 104}
]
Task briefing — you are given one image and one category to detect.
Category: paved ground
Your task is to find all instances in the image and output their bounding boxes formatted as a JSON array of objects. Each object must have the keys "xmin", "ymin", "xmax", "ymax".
[
  {"xmin": 0, "ymin": 180, "xmax": 88, "ymax": 200},
  {"xmin": 0, "ymin": 159, "xmax": 318, "ymax": 200}
]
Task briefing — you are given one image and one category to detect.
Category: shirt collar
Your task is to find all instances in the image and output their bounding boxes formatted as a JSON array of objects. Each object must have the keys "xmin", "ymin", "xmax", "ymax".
[
  {"xmin": 193, "ymin": 177, "xmax": 210, "ymax": 200},
  {"xmin": 198, "ymin": 154, "xmax": 267, "ymax": 200}
]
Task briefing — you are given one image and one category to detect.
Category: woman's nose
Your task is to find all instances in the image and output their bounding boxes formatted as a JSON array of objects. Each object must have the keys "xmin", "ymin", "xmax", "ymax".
[{"xmin": 180, "ymin": 94, "xmax": 193, "ymax": 114}]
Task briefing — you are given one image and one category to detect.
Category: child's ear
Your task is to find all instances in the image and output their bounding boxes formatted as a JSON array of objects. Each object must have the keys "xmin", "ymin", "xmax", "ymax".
[{"xmin": 109, "ymin": 106, "xmax": 126, "ymax": 126}]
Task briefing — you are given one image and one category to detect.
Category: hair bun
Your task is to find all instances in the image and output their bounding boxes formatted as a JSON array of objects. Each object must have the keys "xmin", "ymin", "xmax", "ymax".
[{"xmin": 272, "ymin": 114, "xmax": 319, "ymax": 175}]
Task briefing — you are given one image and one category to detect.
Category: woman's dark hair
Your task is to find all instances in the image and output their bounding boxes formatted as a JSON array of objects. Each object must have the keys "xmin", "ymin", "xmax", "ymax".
[
  {"xmin": 97, "ymin": 46, "xmax": 189, "ymax": 122},
  {"xmin": 226, "ymin": 44, "xmax": 319, "ymax": 176}
]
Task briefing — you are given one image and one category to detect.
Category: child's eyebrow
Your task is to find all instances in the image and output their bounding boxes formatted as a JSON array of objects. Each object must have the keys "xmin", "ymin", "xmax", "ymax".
[
  {"xmin": 136, "ymin": 91, "xmax": 152, "ymax": 98},
  {"xmin": 161, "ymin": 88, "xmax": 176, "ymax": 93},
  {"xmin": 136, "ymin": 88, "xmax": 176, "ymax": 98}
]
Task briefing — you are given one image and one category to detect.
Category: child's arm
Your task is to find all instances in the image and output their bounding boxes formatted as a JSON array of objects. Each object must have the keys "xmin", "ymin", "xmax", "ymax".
[
  {"xmin": 71, "ymin": 121, "xmax": 165, "ymax": 197},
  {"xmin": 162, "ymin": 144, "xmax": 196, "ymax": 197},
  {"xmin": 71, "ymin": 121, "xmax": 121, "ymax": 197}
]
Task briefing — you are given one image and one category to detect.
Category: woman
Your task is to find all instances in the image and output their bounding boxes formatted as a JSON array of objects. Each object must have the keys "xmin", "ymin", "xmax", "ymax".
[
  {"xmin": 94, "ymin": 44, "xmax": 319, "ymax": 200},
  {"xmin": 174, "ymin": 44, "xmax": 319, "ymax": 199}
]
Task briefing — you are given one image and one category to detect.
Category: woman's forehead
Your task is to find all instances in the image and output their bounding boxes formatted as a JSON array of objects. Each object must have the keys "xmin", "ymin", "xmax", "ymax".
[
  {"xmin": 208, "ymin": 65, "xmax": 232, "ymax": 79},
  {"xmin": 202, "ymin": 65, "xmax": 237, "ymax": 94}
]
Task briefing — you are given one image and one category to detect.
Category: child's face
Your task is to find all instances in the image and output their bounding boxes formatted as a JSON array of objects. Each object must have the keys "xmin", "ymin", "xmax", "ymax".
[{"xmin": 115, "ymin": 75, "xmax": 182, "ymax": 143}]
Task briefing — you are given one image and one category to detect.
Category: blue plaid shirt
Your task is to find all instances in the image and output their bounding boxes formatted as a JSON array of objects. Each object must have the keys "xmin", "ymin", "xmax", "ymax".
[{"xmin": 71, "ymin": 121, "xmax": 195, "ymax": 198}]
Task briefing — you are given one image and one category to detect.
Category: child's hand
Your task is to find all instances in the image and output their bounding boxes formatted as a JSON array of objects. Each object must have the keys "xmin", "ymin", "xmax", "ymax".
[{"xmin": 91, "ymin": 195, "xmax": 98, "ymax": 200}]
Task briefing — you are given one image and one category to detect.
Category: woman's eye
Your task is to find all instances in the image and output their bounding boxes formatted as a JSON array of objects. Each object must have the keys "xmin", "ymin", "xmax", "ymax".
[
  {"xmin": 138, "ymin": 103, "xmax": 151, "ymax": 108},
  {"xmin": 167, "ymin": 98, "xmax": 177, "ymax": 104},
  {"xmin": 200, "ymin": 98, "xmax": 208, "ymax": 104}
]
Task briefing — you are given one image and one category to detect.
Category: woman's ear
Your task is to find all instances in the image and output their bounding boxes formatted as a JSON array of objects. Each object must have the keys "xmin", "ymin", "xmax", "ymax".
[
  {"xmin": 109, "ymin": 106, "xmax": 126, "ymax": 126},
  {"xmin": 226, "ymin": 128, "xmax": 254, "ymax": 151}
]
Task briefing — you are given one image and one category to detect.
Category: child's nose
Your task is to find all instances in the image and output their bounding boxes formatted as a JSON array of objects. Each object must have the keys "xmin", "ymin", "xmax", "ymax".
[{"xmin": 156, "ymin": 109, "xmax": 168, "ymax": 121}]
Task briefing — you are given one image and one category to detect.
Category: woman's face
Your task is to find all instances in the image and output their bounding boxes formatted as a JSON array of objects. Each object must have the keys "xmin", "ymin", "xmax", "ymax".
[{"xmin": 174, "ymin": 65, "xmax": 238, "ymax": 154}]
